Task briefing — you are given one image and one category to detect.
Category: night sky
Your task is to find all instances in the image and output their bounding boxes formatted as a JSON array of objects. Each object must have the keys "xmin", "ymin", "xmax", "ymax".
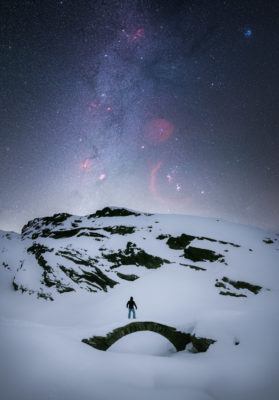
[{"xmin": 1, "ymin": 0, "xmax": 279, "ymax": 233}]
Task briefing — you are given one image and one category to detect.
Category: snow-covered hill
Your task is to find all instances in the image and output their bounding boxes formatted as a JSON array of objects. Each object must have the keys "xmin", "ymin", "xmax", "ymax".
[{"xmin": 0, "ymin": 207, "xmax": 279, "ymax": 400}]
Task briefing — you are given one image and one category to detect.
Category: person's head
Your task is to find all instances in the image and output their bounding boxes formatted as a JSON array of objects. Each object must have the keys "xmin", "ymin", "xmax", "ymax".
[{"xmin": 130, "ymin": 296, "xmax": 133, "ymax": 300}]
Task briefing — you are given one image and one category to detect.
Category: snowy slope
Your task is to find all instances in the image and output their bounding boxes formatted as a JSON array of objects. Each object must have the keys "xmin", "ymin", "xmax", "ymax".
[{"xmin": 0, "ymin": 207, "xmax": 279, "ymax": 400}]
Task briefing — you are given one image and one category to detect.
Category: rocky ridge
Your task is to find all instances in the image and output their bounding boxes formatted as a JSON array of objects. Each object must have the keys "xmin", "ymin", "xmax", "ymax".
[{"xmin": 1, "ymin": 206, "xmax": 276, "ymax": 301}]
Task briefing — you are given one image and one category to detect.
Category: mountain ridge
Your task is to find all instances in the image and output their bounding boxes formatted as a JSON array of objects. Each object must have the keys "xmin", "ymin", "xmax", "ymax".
[{"xmin": 1, "ymin": 206, "xmax": 277, "ymax": 302}]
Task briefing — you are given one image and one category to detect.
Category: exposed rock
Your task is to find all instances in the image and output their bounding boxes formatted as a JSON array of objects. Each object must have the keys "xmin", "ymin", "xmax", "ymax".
[
  {"xmin": 116, "ymin": 272, "xmax": 139, "ymax": 281},
  {"xmin": 103, "ymin": 241, "xmax": 171, "ymax": 269},
  {"xmin": 182, "ymin": 246, "xmax": 224, "ymax": 263},
  {"xmin": 88, "ymin": 207, "xmax": 141, "ymax": 218},
  {"xmin": 180, "ymin": 263, "xmax": 206, "ymax": 271},
  {"xmin": 103, "ymin": 226, "xmax": 136, "ymax": 235},
  {"xmin": 22, "ymin": 213, "xmax": 72, "ymax": 239},
  {"xmin": 222, "ymin": 276, "xmax": 262, "ymax": 294},
  {"xmin": 219, "ymin": 291, "xmax": 247, "ymax": 298}
]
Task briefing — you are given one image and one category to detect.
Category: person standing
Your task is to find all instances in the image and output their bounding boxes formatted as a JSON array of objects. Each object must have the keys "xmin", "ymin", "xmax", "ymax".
[{"xmin": 126, "ymin": 296, "xmax": 137, "ymax": 319}]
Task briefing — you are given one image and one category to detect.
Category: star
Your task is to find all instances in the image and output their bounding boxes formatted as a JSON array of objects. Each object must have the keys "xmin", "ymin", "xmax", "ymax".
[
  {"xmin": 244, "ymin": 29, "xmax": 252, "ymax": 37},
  {"xmin": 1, "ymin": 0, "xmax": 278, "ymax": 234},
  {"xmin": 166, "ymin": 174, "xmax": 173, "ymax": 183}
]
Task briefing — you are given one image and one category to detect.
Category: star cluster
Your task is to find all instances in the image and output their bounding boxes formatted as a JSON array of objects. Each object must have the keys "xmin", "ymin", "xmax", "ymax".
[{"xmin": 1, "ymin": 0, "xmax": 279, "ymax": 232}]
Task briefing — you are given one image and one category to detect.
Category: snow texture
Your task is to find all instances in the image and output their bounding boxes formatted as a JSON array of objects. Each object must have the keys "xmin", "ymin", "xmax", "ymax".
[{"xmin": 0, "ymin": 207, "xmax": 279, "ymax": 400}]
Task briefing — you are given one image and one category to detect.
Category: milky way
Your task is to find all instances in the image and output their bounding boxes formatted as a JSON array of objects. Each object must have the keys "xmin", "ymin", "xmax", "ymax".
[{"xmin": 1, "ymin": 0, "xmax": 279, "ymax": 232}]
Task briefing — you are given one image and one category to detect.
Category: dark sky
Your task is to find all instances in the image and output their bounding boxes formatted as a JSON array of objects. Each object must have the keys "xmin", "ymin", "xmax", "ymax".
[{"xmin": 1, "ymin": 0, "xmax": 279, "ymax": 232}]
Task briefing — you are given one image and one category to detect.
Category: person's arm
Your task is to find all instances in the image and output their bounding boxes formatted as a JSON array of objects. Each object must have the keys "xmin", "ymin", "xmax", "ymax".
[
  {"xmin": 134, "ymin": 302, "xmax": 137, "ymax": 310},
  {"xmin": 126, "ymin": 301, "xmax": 129, "ymax": 308}
]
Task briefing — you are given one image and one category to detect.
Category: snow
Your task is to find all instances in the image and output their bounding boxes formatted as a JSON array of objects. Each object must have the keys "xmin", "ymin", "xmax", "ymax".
[
  {"xmin": 0, "ymin": 209, "xmax": 279, "ymax": 399},
  {"xmin": 108, "ymin": 330, "xmax": 177, "ymax": 355}
]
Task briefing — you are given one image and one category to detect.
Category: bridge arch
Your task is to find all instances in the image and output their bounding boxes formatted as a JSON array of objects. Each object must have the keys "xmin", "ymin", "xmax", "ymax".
[{"xmin": 82, "ymin": 321, "xmax": 215, "ymax": 353}]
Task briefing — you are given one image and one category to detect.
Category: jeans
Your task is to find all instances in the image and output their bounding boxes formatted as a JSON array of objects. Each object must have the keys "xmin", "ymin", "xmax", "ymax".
[{"xmin": 128, "ymin": 308, "xmax": 136, "ymax": 319}]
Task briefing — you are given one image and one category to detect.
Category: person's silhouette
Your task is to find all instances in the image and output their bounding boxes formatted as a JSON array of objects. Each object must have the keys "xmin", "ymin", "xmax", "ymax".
[{"xmin": 126, "ymin": 296, "xmax": 137, "ymax": 319}]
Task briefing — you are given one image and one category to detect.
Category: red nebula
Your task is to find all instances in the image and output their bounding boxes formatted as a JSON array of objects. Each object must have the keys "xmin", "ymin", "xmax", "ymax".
[
  {"xmin": 150, "ymin": 162, "xmax": 163, "ymax": 202},
  {"xmin": 80, "ymin": 158, "xmax": 94, "ymax": 172},
  {"xmin": 132, "ymin": 28, "xmax": 145, "ymax": 41},
  {"xmin": 145, "ymin": 119, "xmax": 174, "ymax": 144},
  {"xmin": 88, "ymin": 103, "xmax": 99, "ymax": 111},
  {"xmin": 98, "ymin": 173, "xmax": 106, "ymax": 181}
]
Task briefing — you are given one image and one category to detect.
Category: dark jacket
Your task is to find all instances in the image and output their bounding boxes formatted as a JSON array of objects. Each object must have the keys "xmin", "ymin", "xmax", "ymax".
[{"xmin": 126, "ymin": 299, "xmax": 137, "ymax": 309}]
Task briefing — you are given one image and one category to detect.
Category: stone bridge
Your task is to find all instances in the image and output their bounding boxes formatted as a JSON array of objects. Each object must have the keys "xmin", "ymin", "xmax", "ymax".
[{"xmin": 82, "ymin": 321, "xmax": 215, "ymax": 353}]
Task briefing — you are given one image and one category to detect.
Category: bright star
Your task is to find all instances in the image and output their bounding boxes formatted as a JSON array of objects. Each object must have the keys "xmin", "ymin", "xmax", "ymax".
[{"xmin": 244, "ymin": 29, "xmax": 252, "ymax": 37}]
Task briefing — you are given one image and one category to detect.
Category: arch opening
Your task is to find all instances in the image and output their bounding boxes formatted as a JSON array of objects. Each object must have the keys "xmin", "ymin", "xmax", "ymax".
[{"xmin": 107, "ymin": 330, "xmax": 177, "ymax": 355}]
